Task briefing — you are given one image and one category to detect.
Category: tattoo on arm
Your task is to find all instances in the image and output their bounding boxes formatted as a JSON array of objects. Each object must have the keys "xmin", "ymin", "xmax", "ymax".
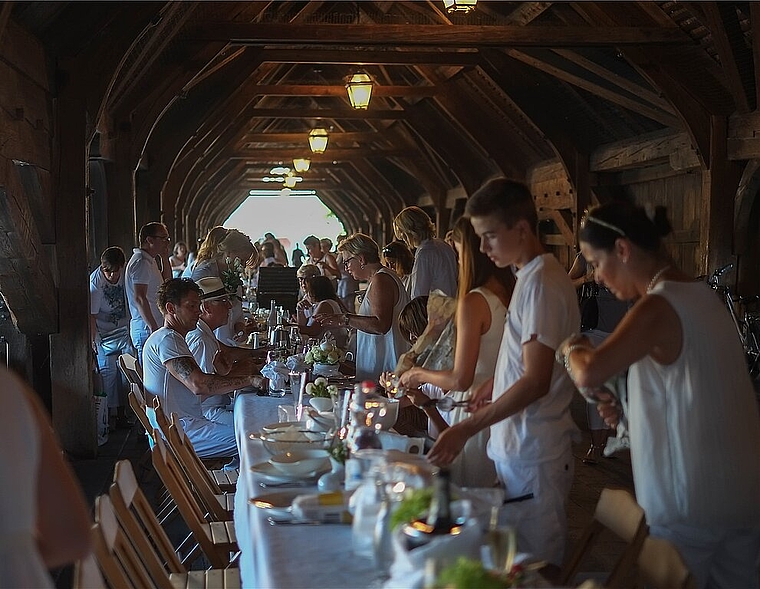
[{"xmin": 169, "ymin": 356, "xmax": 196, "ymax": 382}]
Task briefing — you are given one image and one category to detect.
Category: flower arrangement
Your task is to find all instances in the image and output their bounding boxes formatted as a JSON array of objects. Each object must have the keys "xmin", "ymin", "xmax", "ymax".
[
  {"xmin": 304, "ymin": 336, "xmax": 344, "ymax": 366},
  {"xmin": 305, "ymin": 376, "xmax": 338, "ymax": 399},
  {"xmin": 221, "ymin": 256, "xmax": 245, "ymax": 298},
  {"xmin": 436, "ymin": 557, "xmax": 526, "ymax": 589}
]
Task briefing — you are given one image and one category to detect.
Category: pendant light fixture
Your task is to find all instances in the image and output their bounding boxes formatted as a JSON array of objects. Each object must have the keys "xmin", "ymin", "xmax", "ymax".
[
  {"xmin": 443, "ymin": 0, "xmax": 477, "ymax": 14},
  {"xmin": 345, "ymin": 72, "xmax": 374, "ymax": 110},
  {"xmin": 308, "ymin": 128, "xmax": 329, "ymax": 154},
  {"xmin": 292, "ymin": 157, "xmax": 311, "ymax": 173}
]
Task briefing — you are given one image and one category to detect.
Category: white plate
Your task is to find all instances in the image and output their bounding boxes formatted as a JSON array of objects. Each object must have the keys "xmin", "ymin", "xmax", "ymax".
[
  {"xmin": 250, "ymin": 460, "xmax": 329, "ymax": 483},
  {"xmin": 249, "ymin": 489, "xmax": 305, "ymax": 519}
]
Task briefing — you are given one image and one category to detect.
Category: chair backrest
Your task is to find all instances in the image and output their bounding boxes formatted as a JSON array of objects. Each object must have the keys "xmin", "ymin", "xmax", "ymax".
[
  {"xmin": 110, "ymin": 459, "xmax": 184, "ymax": 585},
  {"xmin": 128, "ymin": 383, "xmax": 156, "ymax": 442},
  {"xmin": 73, "ymin": 551, "xmax": 107, "ymax": 589},
  {"xmin": 150, "ymin": 431, "xmax": 231, "ymax": 568},
  {"xmin": 637, "ymin": 537, "xmax": 696, "ymax": 589},
  {"xmin": 561, "ymin": 488, "xmax": 648, "ymax": 587},
  {"xmin": 118, "ymin": 353, "xmax": 144, "ymax": 387},
  {"xmin": 167, "ymin": 412, "xmax": 229, "ymax": 520},
  {"xmin": 93, "ymin": 494, "xmax": 154, "ymax": 589}
]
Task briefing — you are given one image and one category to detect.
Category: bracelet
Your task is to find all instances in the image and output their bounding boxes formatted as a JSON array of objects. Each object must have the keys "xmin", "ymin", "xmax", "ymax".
[
  {"xmin": 563, "ymin": 344, "xmax": 590, "ymax": 378},
  {"xmin": 343, "ymin": 314, "xmax": 350, "ymax": 326}
]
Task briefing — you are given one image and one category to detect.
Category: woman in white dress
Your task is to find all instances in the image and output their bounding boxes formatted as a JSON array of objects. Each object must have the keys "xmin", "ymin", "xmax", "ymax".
[
  {"xmin": 400, "ymin": 216, "xmax": 514, "ymax": 487},
  {"xmin": 315, "ymin": 233, "xmax": 410, "ymax": 381},
  {"xmin": 562, "ymin": 201, "xmax": 760, "ymax": 589},
  {"xmin": 0, "ymin": 368, "xmax": 91, "ymax": 587}
]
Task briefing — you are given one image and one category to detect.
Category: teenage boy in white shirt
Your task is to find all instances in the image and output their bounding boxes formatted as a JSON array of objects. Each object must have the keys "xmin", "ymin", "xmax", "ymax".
[{"xmin": 428, "ymin": 178, "xmax": 580, "ymax": 571}]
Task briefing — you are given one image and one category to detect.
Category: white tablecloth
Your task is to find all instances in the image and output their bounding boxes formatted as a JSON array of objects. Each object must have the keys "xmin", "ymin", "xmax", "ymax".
[{"xmin": 233, "ymin": 392, "xmax": 381, "ymax": 588}]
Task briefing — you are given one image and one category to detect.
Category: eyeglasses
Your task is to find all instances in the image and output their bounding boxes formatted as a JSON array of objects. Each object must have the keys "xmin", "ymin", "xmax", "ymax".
[
  {"xmin": 205, "ymin": 297, "xmax": 230, "ymax": 305},
  {"xmin": 150, "ymin": 235, "xmax": 172, "ymax": 242},
  {"xmin": 343, "ymin": 256, "xmax": 357, "ymax": 269}
]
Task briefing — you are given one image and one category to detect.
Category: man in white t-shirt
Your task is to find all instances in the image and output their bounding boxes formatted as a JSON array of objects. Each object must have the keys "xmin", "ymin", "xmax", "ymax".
[
  {"xmin": 125, "ymin": 222, "xmax": 172, "ymax": 359},
  {"xmin": 428, "ymin": 179, "xmax": 580, "ymax": 571},
  {"xmin": 143, "ymin": 278, "xmax": 265, "ymax": 462},
  {"xmin": 186, "ymin": 277, "xmax": 264, "ymax": 426}
]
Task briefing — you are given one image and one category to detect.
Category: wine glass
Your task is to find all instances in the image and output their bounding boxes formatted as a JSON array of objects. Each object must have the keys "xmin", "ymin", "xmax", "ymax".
[{"xmin": 484, "ymin": 507, "xmax": 517, "ymax": 573}]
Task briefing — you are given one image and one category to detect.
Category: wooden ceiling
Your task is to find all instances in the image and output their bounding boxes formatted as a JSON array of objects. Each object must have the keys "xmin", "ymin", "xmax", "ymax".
[{"xmin": 9, "ymin": 1, "xmax": 751, "ymax": 238}]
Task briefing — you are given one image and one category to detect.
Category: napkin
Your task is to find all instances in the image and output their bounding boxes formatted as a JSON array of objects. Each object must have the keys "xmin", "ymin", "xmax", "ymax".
[
  {"xmin": 384, "ymin": 518, "xmax": 482, "ymax": 589},
  {"xmin": 291, "ymin": 490, "xmax": 353, "ymax": 522},
  {"xmin": 286, "ymin": 354, "xmax": 309, "ymax": 373},
  {"xmin": 261, "ymin": 361, "xmax": 289, "ymax": 391}
]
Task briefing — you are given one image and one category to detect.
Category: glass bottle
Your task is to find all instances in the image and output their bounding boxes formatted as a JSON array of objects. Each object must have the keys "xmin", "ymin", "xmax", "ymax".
[
  {"xmin": 425, "ymin": 468, "xmax": 455, "ymax": 535},
  {"xmin": 373, "ymin": 477, "xmax": 394, "ymax": 575},
  {"xmin": 267, "ymin": 299, "xmax": 277, "ymax": 337}
]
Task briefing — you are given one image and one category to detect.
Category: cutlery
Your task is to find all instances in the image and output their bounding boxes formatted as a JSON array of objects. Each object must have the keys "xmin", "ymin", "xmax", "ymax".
[{"xmin": 268, "ymin": 516, "xmax": 343, "ymax": 526}]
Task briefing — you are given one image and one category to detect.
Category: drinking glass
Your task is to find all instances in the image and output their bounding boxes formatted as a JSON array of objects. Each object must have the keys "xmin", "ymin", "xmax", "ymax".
[{"xmin": 483, "ymin": 507, "xmax": 517, "ymax": 573}]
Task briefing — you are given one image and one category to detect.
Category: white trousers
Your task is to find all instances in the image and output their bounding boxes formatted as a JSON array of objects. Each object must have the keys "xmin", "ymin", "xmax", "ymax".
[
  {"xmin": 182, "ymin": 416, "xmax": 238, "ymax": 459},
  {"xmin": 494, "ymin": 445, "xmax": 575, "ymax": 567},
  {"xmin": 650, "ymin": 523, "xmax": 760, "ymax": 589}
]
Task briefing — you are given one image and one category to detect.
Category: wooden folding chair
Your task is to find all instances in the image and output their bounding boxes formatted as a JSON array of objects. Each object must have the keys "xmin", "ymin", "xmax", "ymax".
[
  {"xmin": 561, "ymin": 488, "xmax": 649, "ymax": 588},
  {"xmin": 637, "ymin": 537, "xmax": 696, "ymax": 589},
  {"xmin": 109, "ymin": 460, "xmax": 240, "ymax": 589},
  {"xmin": 72, "ymin": 551, "xmax": 107, "ymax": 589},
  {"xmin": 151, "ymin": 431, "xmax": 238, "ymax": 569},
  {"xmin": 119, "ymin": 353, "xmax": 144, "ymax": 389},
  {"xmin": 92, "ymin": 494, "xmax": 154, "ymax": 588}
]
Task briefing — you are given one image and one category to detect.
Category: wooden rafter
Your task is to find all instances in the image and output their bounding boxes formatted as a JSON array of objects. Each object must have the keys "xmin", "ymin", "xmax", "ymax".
[
  {"xmin": 236, "ymin": 84, "xmax": 436, "ymax": 97},
  {"xmin": 0, "ymin": 2, "xmax": 13, "ymax": 46},
  {"xmin": 259, "ymin": 48, "xmax": 480, "ymax": 66},
  {"xmin": 191, "ymin": 23, "xmax": 687, "ymax": 46},
  {"xmin": 234, "ymin": 147, "xmax": 416, "ymax": 159}
]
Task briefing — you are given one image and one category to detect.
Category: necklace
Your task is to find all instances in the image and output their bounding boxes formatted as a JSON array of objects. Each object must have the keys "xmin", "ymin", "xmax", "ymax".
[{"xmin": 646, "ymin": 265, "xmax": 671, "ymax": 293}]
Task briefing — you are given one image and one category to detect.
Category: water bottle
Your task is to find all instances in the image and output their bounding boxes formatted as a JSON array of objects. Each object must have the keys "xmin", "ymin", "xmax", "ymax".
[{"xmin": 267, "ymin": 299, "xmax": 277, "ymax": 337}]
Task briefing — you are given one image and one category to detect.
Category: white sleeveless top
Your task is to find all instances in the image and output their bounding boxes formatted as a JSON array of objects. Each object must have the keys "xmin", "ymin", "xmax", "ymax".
[
  {"xmin": 447, "ymin": 287, "xmax": 506, "ymax": 487},
  {"xmin": 307, "ymin": 299, "xmax": 348, "ymax": 349},
  {"xmin": 629, "ymin": 280, "xmax": 760, "ymax": 528},
  {"xmin": 0, "ymin": 372, "xmax": 54, "ymax": 588},
  {"xmin": 355, "ymin": 268, "xmax": 411, "ymax": 381}
]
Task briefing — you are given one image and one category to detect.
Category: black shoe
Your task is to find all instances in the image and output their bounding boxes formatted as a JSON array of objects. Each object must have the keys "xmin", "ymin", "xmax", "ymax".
[{"xmin": 116, "ymin": 415, "xmax": 134, "ymax": 429}]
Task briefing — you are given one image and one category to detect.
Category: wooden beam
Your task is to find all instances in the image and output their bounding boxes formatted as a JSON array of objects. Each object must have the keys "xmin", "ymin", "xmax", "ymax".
[
  {"xmin": 701, "ymin": 2, "xmax": 754, "ymax": 113},
  {"xmin": 259, "ymin": 48, "xmax": 481, "ymax": 66},
  {"xmin": 242, "ymin": 131, "xmax": 380, "ymax": 144},
  {"xmin": 727, "ymin": 111, "xmax": 760, "ymax": 160},
  {"xmin": 245, "ymin": 108, "xmax": 405, "ymax": 120},
  {"xmin": 191, "ymin": 23, "xmax": 688, "ymax": 46},
  {"xmin": 504, "ymin": 49, "xmax": 681, "ymax": 127},
  {"xmin": 590, "ymin": 130, "xmax": 700, "ymax": 172},
  {"xmin": 235, "ymin": 148, "xmax": 416, "ymax": 159},
  {"xmin": 751, "ymin": 3, "xmax": 760, "ymax": 110},
  {"xmin": 240, "ymin": 84, "xmax": 436, "ymax": 97},
  {"xmin": 0, "ymin": 2, "xmax": 13, "ymax": 46}
]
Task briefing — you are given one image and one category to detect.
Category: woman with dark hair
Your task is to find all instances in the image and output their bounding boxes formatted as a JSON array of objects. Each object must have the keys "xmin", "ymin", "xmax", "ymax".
[
  {"xmin": 296, "ymin": 275, "xmax": 348, "ymax": 348},
  {"xmin": 382, "ymin": 240, "xmax": 415, "ymax": 294},
  {"xmin": 316, "ymin": 233, "xmax": 410, "ymax": 381},
  {"xmin": 170, "ymin": 241, "xmax": 188, "ymax": 278},
  {"xmin": 399, "ymin": 216, "xmax": 514, "ymax": 487},
  {"xmin": 561, "ymin": 201, "xmax": 760, "ymax": 588}
]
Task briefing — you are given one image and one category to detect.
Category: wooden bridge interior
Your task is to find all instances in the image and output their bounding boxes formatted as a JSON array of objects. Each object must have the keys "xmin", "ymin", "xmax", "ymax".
[{"xmin": 1, "ymin": 0, "xmax": 760, "ymax": 454}]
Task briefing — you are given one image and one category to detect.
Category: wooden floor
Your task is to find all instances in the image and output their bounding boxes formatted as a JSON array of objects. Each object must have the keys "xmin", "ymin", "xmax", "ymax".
[{"xmin": 61, "ymin": 394, "xmax": 634, "ymax": 586}]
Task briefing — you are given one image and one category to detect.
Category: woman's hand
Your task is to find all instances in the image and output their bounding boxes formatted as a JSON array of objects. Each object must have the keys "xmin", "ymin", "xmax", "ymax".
[
  {"xmin": 595, "ymin": 389, "xmax": 621, "ymax": 427},
  {"xmin": 427, "ymin": 423, "xmax": 470, "ymax": 466},
  {"xmin": 313, "ymin": 313, "xmax": 344, "ymax": 327},
  {"xmin": 404, "ymin": 387, "xmax": 430, "ymax": 408},
  {"xmin": 296, "ymin": 298, "xmax": 311, "ymax": 312},
  {"xmin": 399, "ymin": 367, "xmax": 424, "ymax": 389}
]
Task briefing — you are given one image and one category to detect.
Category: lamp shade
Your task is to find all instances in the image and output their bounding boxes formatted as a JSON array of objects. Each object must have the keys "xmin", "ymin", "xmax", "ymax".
[
  {"xmin": 345, "ymin": 72, "xmax": 374, "ymax": 110},
  {"xmin": 292, "ymin": 157, "xmax": 311, "ymax": 173},
  {"xmin": 443, "ymin": 0, "xmax": 477, "ymax": 13},
  {"xmin": 308, "ymin": 128, "xmax": 329, "ymax": 154},
  {"xmin": 283, "ymin": 175, "xmax": 298, "ymax": 188}
]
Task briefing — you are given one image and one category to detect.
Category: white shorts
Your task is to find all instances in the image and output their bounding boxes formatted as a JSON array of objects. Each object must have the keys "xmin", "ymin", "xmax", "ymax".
[
  {"xmin": 182, "ymin": 417, "xmax": 238, "ymax": 459},
  {"xmin": 494, "ymin": 445, "xmax": 574, "ymax": 567}
]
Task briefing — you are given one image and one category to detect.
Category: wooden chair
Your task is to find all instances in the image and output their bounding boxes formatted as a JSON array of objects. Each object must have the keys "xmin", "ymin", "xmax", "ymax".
[
  {"xmin": 561, "ymin": 488, "xmax": 649, "ymax": 588},
  {"xmin": 637, "ymin": 537, "xmax": 696, "ymax": 589},
  {"xmin": 119, "ymin": 353, "xmax": 143, "ymax": 385},
  {"xmin": 151, "ymin": 431, "xmax": 238, "ymax": 569},
  {"xmin": 72, "ymin": 551, "xmax": 107, "ymax": 589},
  {"xmin": 109, "ymin": 460, "xmax": 240, "ymax": 589},
  {"xmin": 92, "ymin": 494, "xmax": 154, "ymax": 588}
]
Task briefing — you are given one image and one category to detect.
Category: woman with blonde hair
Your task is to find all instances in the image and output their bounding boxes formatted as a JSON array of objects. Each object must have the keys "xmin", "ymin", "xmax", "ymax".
[
  {"xmin": 400, "ymin": 216, "xmax": 514, "ymax": 487},
  {"xmin": 315, "ymin": 233, "xmax": 410, "ymax": 381},
  {"xmin": 394, "ymin": 206, "xmax": 458, "ymax": 298},
  {"xmin": 185, "ymin": 228, "xmax": 259, "ymax": 344}
]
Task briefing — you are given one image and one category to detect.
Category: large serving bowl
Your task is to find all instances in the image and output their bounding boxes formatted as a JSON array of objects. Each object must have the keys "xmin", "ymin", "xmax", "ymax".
[
  {"xmin": 258, "ymin": 428, "xmax": 332, "ymax": 456},
  {"xmin": 268, "ymin": 449, "xmax": 330, "ymax": 477},
  {"xmin": 366, "ymin": 397, "xmax": 400, "ymax": 430},
  {"xmin": 261, "ymin": 421, "xmax": 309, "ymax": 435}
]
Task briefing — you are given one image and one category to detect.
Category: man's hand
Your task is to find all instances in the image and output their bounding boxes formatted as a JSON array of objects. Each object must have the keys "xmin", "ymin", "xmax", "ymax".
[
  {"xmin": 467, "ymin": 377, "xmax": 493, "ymax": 412},
  {"xmin": 212, "ymin": 349, "xmax": 234, "ymax": 376},
  {"xmin": 595, "ymin": 389, "xmax": 621, "ymax": 427},
  {"xmin": 427, "ymin": 422, "xmax": 471, "ymax": 466}
]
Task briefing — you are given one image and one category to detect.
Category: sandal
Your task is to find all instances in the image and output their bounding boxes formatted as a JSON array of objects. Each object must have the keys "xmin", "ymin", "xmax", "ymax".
[{"xmin": 582, "ymin": 444, "xmax": 602, "ymax": 465}]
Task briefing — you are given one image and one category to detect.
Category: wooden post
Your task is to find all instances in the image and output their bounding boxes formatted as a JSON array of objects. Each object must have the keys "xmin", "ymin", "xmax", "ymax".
[{"xmin": 51, "ymin": 74, "xmax": 97, "ymax": 457}]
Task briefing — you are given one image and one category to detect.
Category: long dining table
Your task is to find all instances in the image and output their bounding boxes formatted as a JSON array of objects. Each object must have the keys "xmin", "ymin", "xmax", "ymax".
[{"xmin": 233, "ymin": 391, "xmax": 383, "ymax": 588}]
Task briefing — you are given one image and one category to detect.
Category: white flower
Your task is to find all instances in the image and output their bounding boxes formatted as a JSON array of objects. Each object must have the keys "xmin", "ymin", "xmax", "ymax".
[
  {"xmin": 305, "ymin": 351, "xmax": 313, "ymax": 363},
  {"xmin": 314, "ymin": 377, "xmax": 327, "ymax": 387},
  {"xmin": 305, "ymin": 383, "xmax": 315, "ymax": 394},
  {"xmin": 327, "ymin": 385, "xmax": 338, "ymax": 395}
]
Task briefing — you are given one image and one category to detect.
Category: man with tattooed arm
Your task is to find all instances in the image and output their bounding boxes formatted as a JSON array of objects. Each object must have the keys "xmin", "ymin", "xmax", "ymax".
[{"xmin": 142, "ymin": 278, "xmax": 265, "ymax": 466}]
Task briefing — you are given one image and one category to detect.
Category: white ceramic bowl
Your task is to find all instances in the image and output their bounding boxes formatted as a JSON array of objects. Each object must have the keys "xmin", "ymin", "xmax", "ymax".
[
  {"xmin": 366, "ymin": 397, "xmax": 400, "ymax": 430},
  {"xmin": 259, "ymin": 429, "xmax": 332, "ymax": 455},
  {"xmin": 268, "ymin": 449, "xmax": 330, "ymax": 477},
  {"xmin": 309, "ymin": 396, "xmax": 334, "ymax": 412}
]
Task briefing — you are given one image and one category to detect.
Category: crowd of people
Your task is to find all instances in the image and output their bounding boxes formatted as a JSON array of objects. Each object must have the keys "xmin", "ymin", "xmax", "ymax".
[{"xmin": 6, "ymin": 181, "xmax": 757, "ymax": 588}]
